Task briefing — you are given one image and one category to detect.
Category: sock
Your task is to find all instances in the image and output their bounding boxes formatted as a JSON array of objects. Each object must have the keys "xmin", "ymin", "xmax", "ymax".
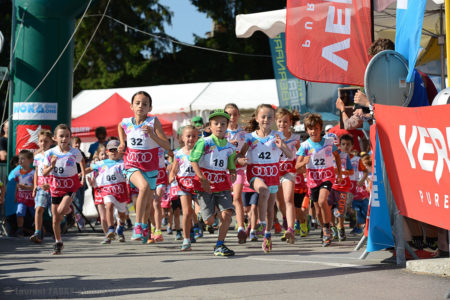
[
  {"xmin": 264, "ymin": 231, "xmax": 271, "ymax": 238},
  {"xmin": 238, "ymin": 226, "xmax": 244, "ymax": 232},
  {"xmin": 56, "ymin": 239, "xmax": 62, "ymax": 243},
  {"xmin": 216, "ymin": 240, "xmax": 224, "ymax": 247}
]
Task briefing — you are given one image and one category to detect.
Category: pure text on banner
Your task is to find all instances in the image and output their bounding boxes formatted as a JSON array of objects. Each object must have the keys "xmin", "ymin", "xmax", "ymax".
[
  {"xmin": 285, "ymin": 0, "xmax": 372, "ymax": 86},
  {"xmin": 374, "ymin": 104, "xmax": 450, "ymax": 230}
]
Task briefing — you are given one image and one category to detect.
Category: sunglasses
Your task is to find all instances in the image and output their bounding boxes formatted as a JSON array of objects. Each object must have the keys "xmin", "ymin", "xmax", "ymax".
[{"xmin": 108, "ymin": 148, "xmax": 118, "ymax": 152}]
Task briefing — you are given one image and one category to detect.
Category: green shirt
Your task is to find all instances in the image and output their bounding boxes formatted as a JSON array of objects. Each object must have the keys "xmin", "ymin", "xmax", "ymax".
[{"xmin": 189, "ymin": 134, "xmax": 236, "ymax": 170}]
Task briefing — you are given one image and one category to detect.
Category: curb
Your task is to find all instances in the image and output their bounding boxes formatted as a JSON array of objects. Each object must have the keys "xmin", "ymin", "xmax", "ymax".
[{"xmin": 406, "ymin": 258, "xmax": 450, "ymax": 277}]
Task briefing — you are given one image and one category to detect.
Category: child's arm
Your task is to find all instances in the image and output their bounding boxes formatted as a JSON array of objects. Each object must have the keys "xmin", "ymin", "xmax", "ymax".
[
  {"xmin": 236, "ymin": 143, "xmax": 249, "ymax": 166},
  {"xmin": 295, "ymin": 155, "xmax": 310, "ymax": 170},
  {"xmin": 168, "ymin": 160, "xmax": 179, "ymax": 184},
  {"xmin": 42, "ymin": 156, "xmax": 57, "ymax": 176},
  {"xmin": 79, "ymin": 158, "xmax": 86, "ymax": 186},
  {"xmin": 146, "ymin": 118, "xmax": 171, "ymax": 151},
  {"xmin": 275, "ymin": 134, "xmax": 294, "ymax": 159},
  {"xmin": 227, "ymin": 152, "xmax": 237, "ymax": 184},
  {"xmin": 332, "ymin": 151, "xmax": 343, "ymax": 180},
  {"xmin": 358, "ymin": 169, "xmax": 369, "ymax": 186},
  {"xmin": 118, "ymin": 122, "xmax": 126, "ymax": 153},
  {"xmin": 32, "ymin": 169, "xmax": 38, "ymax": 197}
]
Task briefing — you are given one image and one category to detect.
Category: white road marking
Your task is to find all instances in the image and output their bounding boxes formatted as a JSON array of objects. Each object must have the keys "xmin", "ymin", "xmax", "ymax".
[{"xmin": 244, "ymin": 257, "xmax": 374, "ymax": 269}]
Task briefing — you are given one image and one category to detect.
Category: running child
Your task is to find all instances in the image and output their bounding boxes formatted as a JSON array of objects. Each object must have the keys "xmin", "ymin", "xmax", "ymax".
[
  {"xmin": 43, "ymin": 124, "xmax": 85, "ymax": 254},
  {"xmin": 168, "ymin": 178, "xmax": 182, "ymax": 240},
  {"xmin": 294, "ymin": 166, "xmax": 309, "ymax": 237},
  {"xmin": 237, "ymin": 104, "xmax": 293, "ymax": 253},
  {"xmin": 242, "ymin": 176, "xmax": 259, "ymax": 242},
  {"xmin": 118, "ymin": 91, "xmax": 170, "ymax": 243},
  {"xmin": 224, "ymin": 103, "xmax": 248, "ymax": 244},
  {"xmin": 14, "ymin": 150, "xmax": 35, "ymax": 237},
  {"xmin": 30, "ymin": 130, "xmax": 53, "ymax": 243},
  {"xmin": 275, "ymin": 108, "xmax": 301, "ymax": 244},
  {"xmin": 295, "ymin": 113, "xmax": 342, "ymax": 247},
  {"xmin": 328, "ymin": 134, "xmax": 354, "ymax": 241},
  {"xmin": 190, "ymin": 109, "xmax": 237, "ymax": 256},
  {"xmin": 170, "ymin": 125, "xmax": 201, "ymax": 251},
  {"xmin": 86, "ymin": 140, "xmax": 129, "ymax": 243}
]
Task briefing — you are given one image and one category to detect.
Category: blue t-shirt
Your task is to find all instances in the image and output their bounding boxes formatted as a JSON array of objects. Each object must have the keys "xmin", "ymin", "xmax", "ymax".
[
  {"xmin": 408, "ymin": 69, "xmax": 429, "ymax": 108},
  {"xmin": 296, "ymin": 137, "xmax": 338, "ymax": 157},
  {"xmin": 5, "ymin": 166, "xmax": 20, "ymax": 216}
]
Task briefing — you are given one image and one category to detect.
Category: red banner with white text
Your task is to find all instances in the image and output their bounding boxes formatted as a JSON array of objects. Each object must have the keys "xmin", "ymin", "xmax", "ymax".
[
  {"xmin": 374, "ymin": 104, "xmax": 450, "ymax": 230},
  {"xmin": 286, "ymin": 0, "xmax": 372, "ymax": 86}
]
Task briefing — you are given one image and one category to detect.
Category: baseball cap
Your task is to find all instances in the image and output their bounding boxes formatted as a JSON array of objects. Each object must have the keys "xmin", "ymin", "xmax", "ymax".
[
  {"xmin": 191, "ymin": 116, "xmax": 204, "ymax": 125},
  {"xmin": 106, "ymin": 139, "xmax": 120, "ymax": 150},
  {"xmin": 208, "ymin": 109, "xmax": 230, "ymax": 121},
  {"xmin": 325, "ymin": 124, "xmax": 333, "ymax": 132}
]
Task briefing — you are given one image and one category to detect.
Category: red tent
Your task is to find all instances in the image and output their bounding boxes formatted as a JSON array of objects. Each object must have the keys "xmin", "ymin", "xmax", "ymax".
[{"xmin": 72, "ymin": 93, "xmax": 173, "ymax": 140}]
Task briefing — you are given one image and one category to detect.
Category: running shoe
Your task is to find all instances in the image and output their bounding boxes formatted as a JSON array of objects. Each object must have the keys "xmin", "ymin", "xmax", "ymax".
[
  {"xmin": 294, "ymin": 221, "xmax": 301, "ymax": 236},
  {"xmin": 30, "ymin": 231, "xmax": 42, "ymax": 244},
  {"xmin": 331, "ymin": 226, "xmax": 338, "ymax": 240},
  {"xmin": 131, "ymin": 224, "xmax": 143, "ymax": 241},
  {"xmin": 190, "ymin": 230, "xmax": 197, "ymax": 243},
  {"xmin": 249, "ymin": 231, "xmax": 258, "ymax": 242},
  {"xmin": 245, "ymin": 225, "xmax": 251, "ymax": 238},
  {"xmin": 206, "ymin": 225, "xmax": 215, "ymax": 234},
  {"xmin": 338, "ymin": 228, "xmax": 346, "ymax": 241},
  {"xmin": 273, "ymin": 222, "xmax": 282, "ymax": 234},
  {"xmin": 141, "ymin": 226, "xmax": 149, "ymax": 244},
  {"xmin": 161, "ymin": 217, "xmax": 168, "ymax": 226},
  {"xmin": 101, "ymin": 237, "xmax": 111, "ymax": 244},
  {"xmin": 300, "ymin": 221, "xmax": 308, "ymax": 237},
  {"xmin": 118, "ymin": 234, "xmax": 125, "ymax": 243},
  {"xmin": 75, "ymin": 214, "xmax": 85, "ymax": 230},
  {"xmin": 175, "ymin": 230, "xmax": 182, "ymax": 240},
  {"xmin": 167, "ymin": 227, "xmax": 173, "ymax": 235},
  {"xmin": 116, "ymin": 225, "xmax": 124, "ymax": 237},
  {"xmin": 153, "ymin": 229, "xmax": 164, "ymax": 242},
  {"xmin": 424, "ymin": 239, "xmax": 438, "ymax": 252},
  {"xmin": 255, "ymin": 223, "xmax": 265, "ymax": 238},
  {"xmin": 282, "ymin": 218, "xmax": 288, "ymax": 231},
  {"xmin": 285, "ymin": 227, "xmax": 295, "ymax": 244},
  {"xmin": 307, "ymin": 215, "xmax": 312, "ymax": 233},
  {"xmin": 52, "ymin": 242, "xmax": 64, "ymax": 255},
  {"xmin": 214, "ymin": 244, "xmax": 235, "ymax": 256},
  {"xmin": 349, "ymin": 227, "xmax": 358, "ymax": 235},
  {"xmin": 181, "ymin": 239, "xmax": 191, "ymax": 251},
  {"xmin": 126, "ymin": 218, "xmax": 133, "ymax": 230},
  {"xmin": 193, "ymin": 226, "xmax": 202, "ymax": 239},
  {"xmin": 106, "ymin": 228, "xmax": 116, "ymax": 240},
  {"xmin": 237, "ymin": 229, "xmax": 247, "ymax": 244},
  {"xmin": 262, "ymin": 236, "xmax": 272, "ymax": 253},
  {"xmin": 147, "ymin": 236, "xmax": 155, "ymax": 244},
  {"xmin": 280, "ymin": 231, "xmax": 287, "ymax": 241},
  {"xmin": 322, "ymin": 227, "xmax": 332, "ymax": 247}
]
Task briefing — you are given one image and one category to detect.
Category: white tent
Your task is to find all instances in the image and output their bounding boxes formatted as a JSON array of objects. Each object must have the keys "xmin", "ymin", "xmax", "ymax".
[{"xmin": 72, "ymin": 79, "xmax": 278, "ymax": 133}]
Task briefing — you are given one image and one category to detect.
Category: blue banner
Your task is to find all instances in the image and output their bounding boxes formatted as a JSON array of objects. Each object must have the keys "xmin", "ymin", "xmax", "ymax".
[
  {"xmin": 269, "ymin": 33, "xmax": 306, "ymax": 113},
  {"xmin": 367, "ymin": 132, "xmax": 395, "ymax": 252},
  {"xmin": 395, "ymin": 0, "xmax": 426, "ymax": 82}
]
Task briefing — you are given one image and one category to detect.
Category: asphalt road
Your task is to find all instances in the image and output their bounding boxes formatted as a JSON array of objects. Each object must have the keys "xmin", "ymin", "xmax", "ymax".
[{"xmin": 1, "ymin": 226, "xmax": 449, "ymax": 299}]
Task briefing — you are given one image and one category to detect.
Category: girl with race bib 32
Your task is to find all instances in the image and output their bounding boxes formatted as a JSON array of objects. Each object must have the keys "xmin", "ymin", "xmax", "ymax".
[
  {"xmin": 237, "ymin": 104, "xmax": 293, "ymax": 253},
  {"xmin": 118, "ymin": 91, "xmax": 170, "ymax": 244}
]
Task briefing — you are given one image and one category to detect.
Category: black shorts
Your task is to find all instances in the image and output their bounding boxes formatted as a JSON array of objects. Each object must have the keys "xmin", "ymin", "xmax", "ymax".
[
  {"xmin": 294, "ymin": 193, "xmax": 306, "ymax": 208},
  {"xmin": 51, "ymin": 193, "xmax": 75, "ymax": 205},
  {"xmin": 171, "ymin": 198, "xmax": 181, "ymax": 211},
  {"xmin": 310, "ymin": 181, "xmax": 332, "ymax": 203},
  {"xmin": 242, "ymin": 192, "xmax": 258, "ymax": 207}
]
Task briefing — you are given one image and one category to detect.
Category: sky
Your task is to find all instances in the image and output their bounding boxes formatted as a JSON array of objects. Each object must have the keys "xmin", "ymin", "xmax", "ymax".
[{"xmin": 159, "ymin": 0, "xmax": 212, "ymax": 44}]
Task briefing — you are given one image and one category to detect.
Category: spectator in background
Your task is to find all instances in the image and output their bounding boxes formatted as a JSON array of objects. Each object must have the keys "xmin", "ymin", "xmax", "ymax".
[
  {"xmin": 88, "ymin": 127, "xmax": 107, "ymax": 161},
  {"xmin": 0, "ymin": 120, "xmax": 9, "ymax": 162},
  {"xmin": 191, "ymin": 116, "xmax": 204, "ymax": 131},
  {"xmin": 328, "ymin": 123, "xmax": 366, "ymax": 153}
]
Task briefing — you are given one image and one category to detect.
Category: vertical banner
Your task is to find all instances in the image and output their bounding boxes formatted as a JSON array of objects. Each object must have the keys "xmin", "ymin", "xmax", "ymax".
[
  {"xmin": 395, "ymin": 0, "xmax": 426, "ymax": 82},
  {"xmin": 269, "ymin": 33, "xmax": 307, "ymax": 113},
  {"xmin": 367, "ymin": 131, "xmax": 395, "ymax": 252},
  {"xmin": 286, "ymin": 0, "xmax": 372, "ymax": 86}
]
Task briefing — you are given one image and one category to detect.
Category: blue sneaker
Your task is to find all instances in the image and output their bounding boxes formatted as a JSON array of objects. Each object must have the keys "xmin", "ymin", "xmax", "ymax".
[
  {"xmin": 175, "ymin": 230, "xmax": 182, "ymax": 240},
  {"xmin": 106, "ymin": 228, "xmax": 116, "ymax": 240},
  {"xmin": 116, "ymin": 225, "xmax": 124, "ymax": 236},
  {"xmin": 167, "ymin": 227, "xmax": 173, "ymax": 235},
  {"xmin": 194, "ymin": 226, "xmax": 202, "ymax": 239},
  {"xmin": 249, "ymin": 231, "xmax": 258, "ymax": 242}
]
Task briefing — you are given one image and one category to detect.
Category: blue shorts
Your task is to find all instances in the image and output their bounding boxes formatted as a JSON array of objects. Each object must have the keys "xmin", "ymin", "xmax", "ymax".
[
  {"xmin": 16, "ymin": 203, "xmax": 35, "ymax": 217},
  {"xmin": 352, "ymin": 198, "xmax": 369, "ymax": 224},
  {"xmin": 177, "ymin": 190, "xmax": 197, "ymax": 199},
  {"xmin": 249, "ymin": 177, "xmax": 278, "ymax": 194},
  {"xmin": 124, "ymin": 169, "xmax": 157, "ymax": 190},
  {"xmin": 34, "ymin": 188, "xmax": 51, "ymax": 208}
]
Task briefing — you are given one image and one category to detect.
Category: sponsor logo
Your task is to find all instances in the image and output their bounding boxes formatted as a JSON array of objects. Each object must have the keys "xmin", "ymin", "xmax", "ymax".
[
  {"xmin": 280, "ymin": 161, "xmax": 294, "ymax": 172},
  {"xmin": 308, "ymin": 169, "xmax": 334, "ymax": 181},
  {"xmin": 180, "ymin": 178, "xmax": 194, "ymax": 188},
  {"xmin": 102, "ymin": 184, "xmax": 125, "ymax": 195},
  {"xmin": 158, "ymin": 169, "xmax": 166, "ymax": 179},
  {"xmin": 16, "ymin": 125, "xmax": 52, "ymax": 154},
  {"xmin": 251, "ymin": 165, "xmax": 279, "ymax": 177},
  {"xmin": 127, "ymin": 152, "xmax": 152, "ymax": 163},
  {"xmin": 13, "ymin": 102, "xmax": 58, "ymax": 120},
  {"xmin": 17, "ymin": 191, "xmax": 33, "ymax": 200},
  {"xmin": 203, "ymin": 171, "xmax": 226, "ymax": 184},
  {"xmin": 52, "ymin": 177, "xmax": 74, "ymax": 189}
]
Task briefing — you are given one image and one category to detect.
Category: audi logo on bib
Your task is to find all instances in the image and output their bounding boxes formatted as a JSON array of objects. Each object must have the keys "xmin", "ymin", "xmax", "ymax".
[
  {"xmin": 102, "ymin": 184, "xmax": 125, "ymax": 195},
  {"xmin": 158, "ymin": 169, "xmax": 166, "ymax": 179},
  {"xmin": 54, "ymin": 178, "xmax": 74, "ymax": 189},
  {"xmin": 251, "ymin": 165, "xmax": 278, "ymax": 177},
  {"xmin": 180, "ymin": 178, "xmax": 194, "ymax": 188},
  {"xmin": 203, "ymin": 171, "xmax": 226, "ymax": 184},
  {"xmin": 308, "ymin": 169, "xmax": 334, "ymax": 181},
  {"xmin": 280, "ymin": 162, "xmax": 294, "ymax": 172},
  {"xmin": 127, "ymin": 152, "xmax": 152, "ymax": 163},
  {"xmin": 17, "ymin": 191, "xmax": 33, "ymax": 200}
]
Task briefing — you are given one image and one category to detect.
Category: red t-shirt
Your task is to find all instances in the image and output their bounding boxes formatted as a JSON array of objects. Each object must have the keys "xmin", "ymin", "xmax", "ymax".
[{"xmin": 328, "ymin": 124, "xmax": 365, "ymax": 152}]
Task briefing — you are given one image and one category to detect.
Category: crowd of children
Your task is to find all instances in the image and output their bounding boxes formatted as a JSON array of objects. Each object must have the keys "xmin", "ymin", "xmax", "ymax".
[{"xmin": 3, "ymin": 91, "xmax": 373, "ymax": 257}]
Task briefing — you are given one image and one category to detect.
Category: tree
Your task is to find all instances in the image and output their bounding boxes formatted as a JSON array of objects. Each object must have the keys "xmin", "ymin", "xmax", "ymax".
[{"xmin": 73, "ymin": 0, "xmax": 172, "ymax": 94}]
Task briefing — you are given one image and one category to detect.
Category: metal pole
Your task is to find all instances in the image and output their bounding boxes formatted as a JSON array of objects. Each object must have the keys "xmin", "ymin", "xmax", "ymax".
[
  {"xmin": 355, "ymin": 235, "xmax": 367, "ymax": 251},
  {"xmin": 440, "ymin": 5, "xmax": 446, "ymax": 89}
]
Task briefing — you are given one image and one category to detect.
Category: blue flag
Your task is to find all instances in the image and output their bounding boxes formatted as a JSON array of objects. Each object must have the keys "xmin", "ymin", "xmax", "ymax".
[
  {"xmin": 367, "ymin": 133, "xmax": 395, "ymax": 252},
  {"xmin": 395, "ymin": 0, "xmax": 426, "ymax": 82}
]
